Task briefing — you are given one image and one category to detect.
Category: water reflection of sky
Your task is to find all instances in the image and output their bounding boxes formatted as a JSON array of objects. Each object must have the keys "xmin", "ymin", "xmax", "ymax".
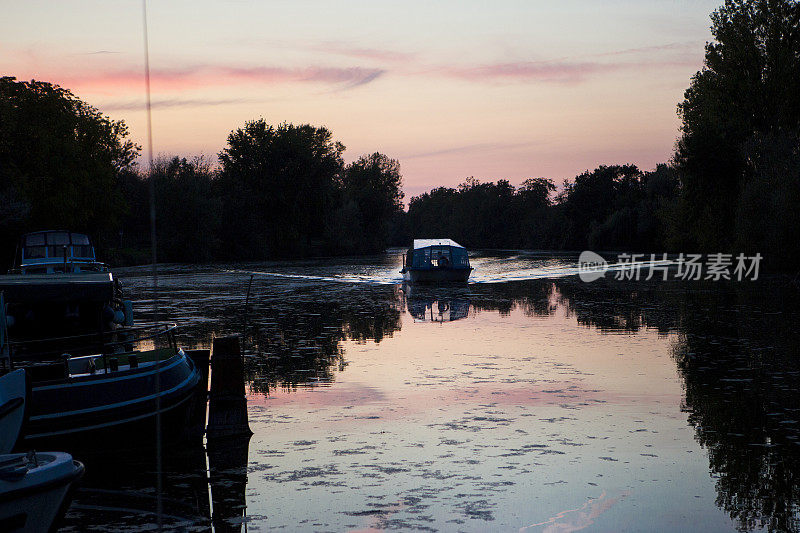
[
  {"xmin": 242, "ymin": 294, "xmax": 717, "ymax": 531},
  {"xmin": 77, "ymin": 253, "xmax": 799, "ymax": 532}
]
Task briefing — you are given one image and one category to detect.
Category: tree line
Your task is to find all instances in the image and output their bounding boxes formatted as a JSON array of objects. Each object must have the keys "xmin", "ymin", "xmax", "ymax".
[
  {"xmin": 2, "ymin": 0, "xmax": 799, "ymax": 270},
  {"xmin": 116, "ymin": 121, "xmax": 405, "ymax": 263},
  {"xmin": 404, "ymin": 164, "xmax": 680, "ymax": 253},
  {"xmin": 0, "ymin": 77, "xmax": 404, "ymax": 266}
]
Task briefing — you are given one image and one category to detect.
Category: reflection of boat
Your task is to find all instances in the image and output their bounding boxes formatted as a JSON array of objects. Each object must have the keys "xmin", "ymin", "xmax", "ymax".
[
  {"xmin": 64, "ymin": 443, "xmax": 212, "ymax": 531},
  {"xmin": 400, "ymin": 239, "xmax": 472, "ymax": 283},
  {"xmin": 401, "ymin": 284, "xmax": 470, "ymax": 322},
  {"xmin": 61, "ymin": 437, "xmax": 251, "ymax": 532},
  {"xmin": 406, "ymin": 296, "xmax": 470, "ymax": 322}
]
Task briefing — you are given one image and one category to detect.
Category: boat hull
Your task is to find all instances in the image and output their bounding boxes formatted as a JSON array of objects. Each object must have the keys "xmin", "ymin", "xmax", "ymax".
[
  {"xmin": 21, "ymin": 351, "xmax": 203, "ymax": 450},
  {"xmin": 0, "ymin": 452, "xmax": 84, "ymax": 533},
  {"xmin": 0, "ymin": 370, "xmax": 27, "ymax": 454},
  {"xmin": 402, "ymin": 268, "xmax": 472, "ymax": 283}
]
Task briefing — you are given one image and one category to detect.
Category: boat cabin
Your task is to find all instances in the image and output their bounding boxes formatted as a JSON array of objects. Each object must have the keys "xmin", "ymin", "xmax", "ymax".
[
  {"xmin": 1, "ymin": 231, "xmax": 128, "ymax": 354},
  {"xmin": 12, "ymin": 231, "xmax": 106, "ymax": 274},
  {"xmin": 405, "ymin": 239, "xmax": 470, "ymax": 270},
  {"xmin": 401, "ymin": 239, "xmax": 473, "ymax": 282}
]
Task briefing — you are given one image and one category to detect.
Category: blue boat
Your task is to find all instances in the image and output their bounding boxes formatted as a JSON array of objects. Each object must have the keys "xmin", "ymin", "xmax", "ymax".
[
  {"xmin": 17, "ymin": 324, "xmax": 204, "ymax": 449},
  {"xmin": 400, "ymin": 239, "xmax": 473, "ymax": 283},
  {"xmin": 3, "ymin": 231, "xmax": 132, "ymax": 345},
  {"xmin": 0, "ymin": 232, "xmax": 206, "ymax": 450}
]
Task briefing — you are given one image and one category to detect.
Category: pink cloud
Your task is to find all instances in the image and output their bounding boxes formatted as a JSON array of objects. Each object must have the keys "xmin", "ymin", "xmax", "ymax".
[
  {"xmin": 311, "ymin": 42, "xmax": 416, "ymax": 63},
  {"xmin": 441, "ymin": 56, "xmax": 697, "ymax": 84},
  {"xmin": 447, "ymin": 60, "xmax": 616, "ymax": 84},
  {"xmin": 98, "ymin": 96, "xmax": 257, "ymax": 111},
  {"xmin": 590, "ymin": 41, "xmax": 702, "ymax": 58},
  {"xmin": 53, "ymin": 64, "xmax": 385, "ymax": 92}
]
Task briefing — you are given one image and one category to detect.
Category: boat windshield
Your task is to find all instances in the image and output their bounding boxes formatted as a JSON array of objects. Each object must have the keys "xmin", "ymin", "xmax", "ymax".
[
  {"xmin": 21, "ymin": 232, "xmax": 95, "ymax": 262},
  {"xmin": 410, "ymin": 246, "xmax": 469, "ymax": 268}
]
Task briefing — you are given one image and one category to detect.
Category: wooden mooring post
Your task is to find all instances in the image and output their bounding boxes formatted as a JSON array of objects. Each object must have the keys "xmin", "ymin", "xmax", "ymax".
[{"xmin": 206, "ymin": 336, "xmax": 252, "ymax": 439}]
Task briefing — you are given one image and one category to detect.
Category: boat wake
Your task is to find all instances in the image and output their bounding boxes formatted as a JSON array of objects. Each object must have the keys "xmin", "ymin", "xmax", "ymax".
[
  {"xmin": 223, "ymin": 269, "xmax": 403, "ymax": 285},
  {"xmin": 224, "ymin": 258, "xmax": 672, "ymax": 286}
]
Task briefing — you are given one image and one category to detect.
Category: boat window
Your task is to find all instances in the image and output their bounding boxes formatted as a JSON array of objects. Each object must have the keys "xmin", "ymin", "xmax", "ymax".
[
  {"xmin": 48, "ymin": 244, "xmax": 69, "ymax": 258},
  {"xmin": 47, "ymin": 232, "xmax": 70, "ymax": 245},
  {"xmin": 73, "ymin": 245, "xmax": 92, "ymax": 257},
  {"xmin": 24, "ymin": 246, "xmax": 46, "ymax": 259},
  {"xmin": 71, "ymin": 234, "xmax": 90, "ymax": 245},
  {"xmin": 25, "ymin": 233, "xmax": 46, "ymax": 246},
  {"xmin": 413, "ymin": 249, "xmax": 428, "ymax": 268}
]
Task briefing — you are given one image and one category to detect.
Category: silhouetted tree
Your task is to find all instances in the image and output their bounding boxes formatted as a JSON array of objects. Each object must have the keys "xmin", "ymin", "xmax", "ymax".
[
  {"xmin": 149, "ymin": 156, "xmax": 221, "ymax": 262},
  {"xmin": 217, "ymin": 119, "xmax": 345, "ymax": 258},
  {"xmin": 516, "ymin": 178, "xmax": 558, "ymax": 249},
  {"xmin": 675, "ymin": 0, "xmax": 800, "ymax": 256},
  {"xmin": 340, "ymin": 152, "xmax": 404, "ymax": 252},
  {"xmin": 557, "ymin": 164, "xmax": 642, "ymax": 249},
  {"xmin": 0, "ymin": 77, "xmax": 139, "ymax": 264}
]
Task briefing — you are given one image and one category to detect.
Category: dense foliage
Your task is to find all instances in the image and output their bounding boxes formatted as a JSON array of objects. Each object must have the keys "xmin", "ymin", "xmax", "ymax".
[
  {"xmin": 406, "ymin": 165, "xmax": 680, "ymax": 252},
  {"xmin": 117, "ymin": 123, "xmax": 405, "ymax": 262},
  {"xmin": 0, "ymin": 77, "xmax": 405, "ymax": 264},
  {"xmin": 215, "ymin": 119, "xmax": 404, "ymax": 258},
  {"xmin": 675, "ymin": 0, "xmax": 800, "ymax": 267},
  {"xmin": 0, "ymin": 76, "xmax": 139, "ymax": 267}
]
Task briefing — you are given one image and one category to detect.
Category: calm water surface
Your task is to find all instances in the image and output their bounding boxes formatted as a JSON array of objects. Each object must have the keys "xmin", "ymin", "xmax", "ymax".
[{"xmin": 61, "ymin": 251, "xmax": 800, "ymax": 532}]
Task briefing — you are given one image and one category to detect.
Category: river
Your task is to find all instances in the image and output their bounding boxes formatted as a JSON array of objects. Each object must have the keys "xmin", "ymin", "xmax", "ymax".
[{"xmin": 60, "ymin": 250, "xmax": 800, "ymax": 532}]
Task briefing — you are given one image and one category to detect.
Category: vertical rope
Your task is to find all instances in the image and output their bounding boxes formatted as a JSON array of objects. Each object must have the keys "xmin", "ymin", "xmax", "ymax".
[{"xmin": 142, "ymin": 1, "xmax": 162, "ymax": 530}]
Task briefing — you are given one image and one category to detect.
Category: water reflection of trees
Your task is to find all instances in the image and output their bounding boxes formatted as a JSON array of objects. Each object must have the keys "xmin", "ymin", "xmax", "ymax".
[
  {"xmin": 242, "ymin": 283, "xmax": 402, "ymax": 395},
  {"xmin": 551, "ymin": 278, "xmax": 800, "ymax": 532},
  {"xmin": 670, "ymin": 283, "xmax": 800, "ymax": 532},
  {"xmin": 241, "ymin": 279, "xmax": 684, "ymax": 396}
]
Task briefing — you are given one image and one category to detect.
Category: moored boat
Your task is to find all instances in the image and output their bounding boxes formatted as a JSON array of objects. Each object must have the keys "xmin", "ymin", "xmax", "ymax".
[
  {"xmin": 10, "ymin": 230, "xmax": 108, "ymax": 275},
  {"xmin": 0, "ymin": 451, "xmax": 84, "ymax": 532},
  {"xmin": 400, "ymin": 239, "xmax": 473, "ymax": 283},
  {"xmin": 0, "ymin": 354, "xmax": 84, "ymax": 533},
  {"xmin": 12, "ymin": 324, "xmax": 204, "ymax": 450},
  {"xmin": 2, "ymin": 231, "xmax": 132, "ymax": 352},
  {"xmin": 0, "ymin": 232, "xmax": 206, "ymax": 450}
]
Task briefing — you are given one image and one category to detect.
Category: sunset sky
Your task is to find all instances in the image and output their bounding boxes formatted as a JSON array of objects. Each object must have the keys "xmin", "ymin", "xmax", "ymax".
[{"xmin": 3, "ymin": 0, "xmax": 720, "ymax": 198}]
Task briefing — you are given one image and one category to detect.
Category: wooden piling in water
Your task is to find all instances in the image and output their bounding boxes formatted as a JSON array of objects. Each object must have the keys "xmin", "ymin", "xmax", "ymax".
[{"xmin": 206, "ymin": 336, "xmax": 252, "ymax": 439}]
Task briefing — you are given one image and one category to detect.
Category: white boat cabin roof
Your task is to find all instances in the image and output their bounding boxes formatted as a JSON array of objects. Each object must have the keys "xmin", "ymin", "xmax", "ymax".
[{"xmin": 413, "ymin": 239, "xmax": 464, "ymax": 249}]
